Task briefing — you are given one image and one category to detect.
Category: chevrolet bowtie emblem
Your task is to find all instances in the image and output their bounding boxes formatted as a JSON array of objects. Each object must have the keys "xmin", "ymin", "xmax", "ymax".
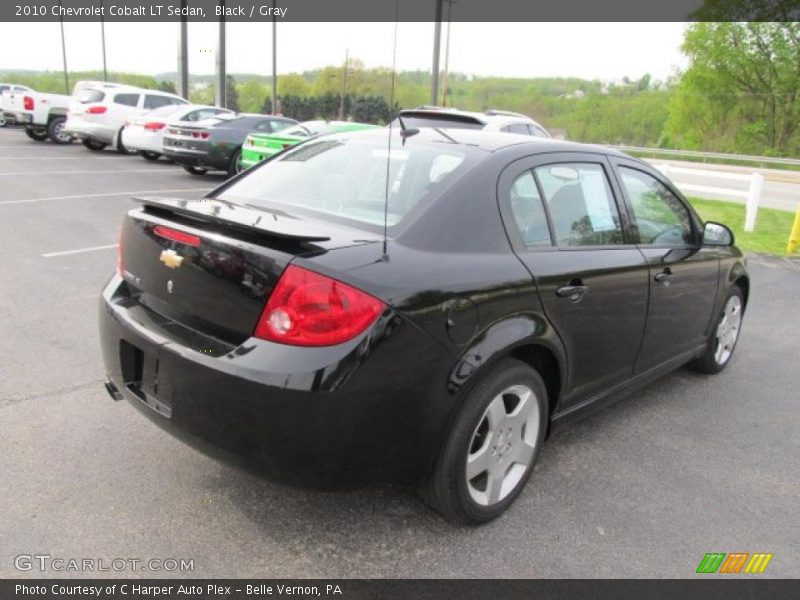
[{"xmin": 159, "ymin": 249, "xmax": 184, "ymax": 269}]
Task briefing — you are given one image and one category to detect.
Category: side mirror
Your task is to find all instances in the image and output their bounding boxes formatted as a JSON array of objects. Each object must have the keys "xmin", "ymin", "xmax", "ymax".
[{"xmin": 703, "ymin": 221, "xmax": 734, "ymax": 246}]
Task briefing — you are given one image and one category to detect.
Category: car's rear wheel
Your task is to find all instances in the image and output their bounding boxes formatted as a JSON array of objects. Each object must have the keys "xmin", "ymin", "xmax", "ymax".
[
  {"xmin": 689, "ymin": 286, "xmax": 744, "ymax": 374},
  {"xmin": 82, "ymin": 138, "xmax": 107, "ymax": 151},
  {"xmin": 227, "ymin": 149, "xmax": 243, "ymax": 178},
  {"xmin": 0, "ymin": 116, "xmax": 7, "ymax": 127},
  {"xmin": 182, "ymin": 165, "xmax": 208, "ymax": 176},
  {"xmin": 422, "ymin": 358, "xmax": 548, "ymax": 524},
  {"xmin": 141, "ymin": 151, "xmax": 161, "ymax": 161},
  {"xmin": 24, "ymin": 126, "xmax": 49, "ymax": 142},
  {"xmin": 47, "ymin": 116, "xmax": 72, "ymax": 144}
]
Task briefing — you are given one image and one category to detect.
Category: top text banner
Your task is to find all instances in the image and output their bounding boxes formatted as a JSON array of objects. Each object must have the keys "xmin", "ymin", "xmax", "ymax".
[{"xmin": 3, "ymin": 0, "xmax": 800, "ymax": 23}]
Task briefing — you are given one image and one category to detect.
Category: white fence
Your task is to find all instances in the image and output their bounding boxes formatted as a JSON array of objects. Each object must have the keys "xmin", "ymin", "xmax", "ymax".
[{"xmin": 653, "ymin": 163, "xmax": 765, "ymax": 232}]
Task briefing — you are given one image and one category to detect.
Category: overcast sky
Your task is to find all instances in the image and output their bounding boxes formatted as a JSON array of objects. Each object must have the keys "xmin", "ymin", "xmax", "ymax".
[{"xmin": 0, "ymin": 22, "xmax": 688, "ymax": 81}]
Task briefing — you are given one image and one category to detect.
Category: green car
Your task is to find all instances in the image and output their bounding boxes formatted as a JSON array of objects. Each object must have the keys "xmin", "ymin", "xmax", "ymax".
[{"xmin": 240, "ymin": 120, "xmax": 379, "ymax": 169}]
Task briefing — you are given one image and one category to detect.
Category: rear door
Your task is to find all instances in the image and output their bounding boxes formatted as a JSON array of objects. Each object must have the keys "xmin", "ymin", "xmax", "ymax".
[
  {"xmin": 609, "ymin": 158, "xmax": 720, "ymax": 373},
  {"xmin": 499, "ymin": 152, "xmax": 649, "ymax": 406}
]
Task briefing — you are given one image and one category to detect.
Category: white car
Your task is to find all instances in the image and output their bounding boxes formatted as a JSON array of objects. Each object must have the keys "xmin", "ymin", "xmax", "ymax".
[
  {"xmin": 397, "ymin": 107, "xmax": 551, "ymax": 138},
  {"xmin": 121, "ymin": 104, "xmax": 233, "ymax": 161},
  {"xmin": 0, "ymin": 83, "xmax": 33, "ymax": 127},
  {"xmin": 64, "ymin": 86, "xmax": 188, "ymax": 153}
]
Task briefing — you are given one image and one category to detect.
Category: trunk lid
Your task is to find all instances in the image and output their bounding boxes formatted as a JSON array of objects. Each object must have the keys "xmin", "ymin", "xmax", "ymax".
[{"xmin": 119, "ymin": 196, "xmax": 381, "ymax": 344}]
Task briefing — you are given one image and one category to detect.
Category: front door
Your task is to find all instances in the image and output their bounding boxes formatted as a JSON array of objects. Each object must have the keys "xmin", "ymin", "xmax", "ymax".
[{"xmin": 609, "ymin": 159, "xmax": 720, "ymax": 373}]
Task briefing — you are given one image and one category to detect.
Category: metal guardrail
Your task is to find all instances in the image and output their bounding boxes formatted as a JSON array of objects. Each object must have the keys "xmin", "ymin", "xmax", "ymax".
[{"xmin": 613, "ymin": 145, "xmax": 800, "ymax": 168}]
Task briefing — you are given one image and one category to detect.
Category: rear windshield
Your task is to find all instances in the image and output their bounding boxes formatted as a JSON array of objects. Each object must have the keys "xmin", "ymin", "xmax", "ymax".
[
  {"xmin": 394, "ymin": 113, "xmax": 485, "ymax": 130},
  {"xmin": 78, "ymin": 90, "xmax": 105, "ymax": 103},
  {"xmin": 144, "ymin": 104, "xmax": 184, "ymax": 118},
  {"xmin": 217, "ymin": 133, "xmax": 472, "ymax": 229}
]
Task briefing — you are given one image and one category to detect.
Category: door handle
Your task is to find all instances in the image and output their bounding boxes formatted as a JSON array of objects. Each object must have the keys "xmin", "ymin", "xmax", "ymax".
[
  {"xmin": 654, "ymin": 268, "xmax": 673, "ymax": 284},
  {"xmin": 556, "ymin": 281, "xmax": 588, "ymax": 301}
]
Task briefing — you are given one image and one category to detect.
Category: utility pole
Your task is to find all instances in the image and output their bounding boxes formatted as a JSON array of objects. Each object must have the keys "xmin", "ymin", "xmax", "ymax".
[
  {"xmin": 272, "ymin": 1, "xmax": 278, "ymax": 114},
  {"xmin": 177, "ymin": 0, "xmax": 189, "ymax": 99},
  {"xmin": 441, "ymin": 1, "xmax": 453, "ymax": 106},
  {"xmin": 430, "ymin": 0, "xmax": 443, "ymax": 106},
  {"xmin": 58, "ymin": 0, "xmax": 69, "ymax": 94},
  {"xmin": 100, "ymin": 0, "xmax": 108, "ymax": 81},
  {"xmin": 338, "ymin": 48, "xmax": 349, "ymax": 121},
  {"xmin": 215, "ymin": 1, "xmax": 226, "ymax": 108}
]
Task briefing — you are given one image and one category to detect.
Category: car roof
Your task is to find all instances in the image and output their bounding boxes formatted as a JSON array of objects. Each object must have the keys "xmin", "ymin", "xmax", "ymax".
[{"xmin": 333, "ymin": 126, "xmax": 623, "ymax": 157}]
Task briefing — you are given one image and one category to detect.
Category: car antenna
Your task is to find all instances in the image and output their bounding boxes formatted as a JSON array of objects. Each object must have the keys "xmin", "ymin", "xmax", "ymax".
[{"xmin": 382, "ymin": 9, "xmax": 400, "ymax": 260}]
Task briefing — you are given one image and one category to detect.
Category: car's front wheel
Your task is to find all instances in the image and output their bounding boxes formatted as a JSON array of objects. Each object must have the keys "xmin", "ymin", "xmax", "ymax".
[
  {"xmin": 47, "ymin": 116, "xmax": 72, "ymax": 144},
  {"xmin": 82, "ymin": 139, "xmax": 107, "ymax": 151},
  {"xmin": 227, "ymin": 149, "xmax": 243, "ymax": 178},
  {"xmin": 182, "ymin": 165, "xmax": 208, "ymax": 176},
  {"xmin": 422, "ymin": 358, "xmax": 548, "ymax": 524},
  {"xmin": 140, "ymin": 151, "xmax": 161, "ymax": 161},
  {"xmin": 689, "ymin": 286, "xmax": 744, "ymax": 374}
]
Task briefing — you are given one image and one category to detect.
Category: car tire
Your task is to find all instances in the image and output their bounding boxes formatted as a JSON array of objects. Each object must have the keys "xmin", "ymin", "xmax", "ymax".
[
  {"xmin": 116, "ymin": 130, "xmax": 138, "ymax": 155},
  {"xmin": 182, "ymin": 165, "xmax": 208, "ymax": 176},
  {"xmin": 0, "ymin": 116, "xmax": 7, "ymax": 127},
  {"xmin": 141, "ymin": 151, "xmax": 161, "ymax": 161},
  {"xmin": 24, "ymin": 126, "xmax": 49, "ymax": 142},
  {"xmin": 82, "ymin": 139, "xmax": 108, "ymax": 151},
  {"xmin": 47, "ymin": 116, "xmax": 72, "ymax": 144},
  {"xmin": 421, "ymin": 358, "xmax": 548, "ymax": 525},
  {"xmin": 689, "ymin": 286, "xmax": 745, "ymax": 374},
  {"xmin": 227, "ymin": 149, "xmax": 243, "ymax": 178}
]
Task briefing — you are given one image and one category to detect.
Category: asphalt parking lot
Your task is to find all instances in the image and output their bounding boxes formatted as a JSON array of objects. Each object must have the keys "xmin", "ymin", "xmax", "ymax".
[{"xmin": 1, "ymin": 126, "xmax": 798, "ymax": 579}]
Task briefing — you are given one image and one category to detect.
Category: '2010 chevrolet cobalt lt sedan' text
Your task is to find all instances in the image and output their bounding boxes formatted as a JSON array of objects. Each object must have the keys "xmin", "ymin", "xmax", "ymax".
[{"xmin": 100, "ymin": 128, "xmax": 748, "ymax": 523}]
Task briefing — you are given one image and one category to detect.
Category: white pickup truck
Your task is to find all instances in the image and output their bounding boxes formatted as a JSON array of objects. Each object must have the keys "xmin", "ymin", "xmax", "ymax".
[
  {"xmin": 0, "ymin": 83, "xmax": 33, "ymax": 127},
  {"xmin": 4, "ymin": 81, "xmax": 126, "ymax": 144}
]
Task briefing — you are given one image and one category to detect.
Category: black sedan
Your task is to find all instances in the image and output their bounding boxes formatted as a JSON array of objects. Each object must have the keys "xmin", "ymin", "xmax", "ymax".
[
  {"xmin": 100, "ymin": 128, "xmax": 748, "ymax": 524},
  {"xmin": 162, "ymin": 113, "xmax": 297, "ymax": 177}
]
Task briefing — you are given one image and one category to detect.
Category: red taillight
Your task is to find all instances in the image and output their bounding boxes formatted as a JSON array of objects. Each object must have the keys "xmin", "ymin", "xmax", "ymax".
[
  {"xmin": 86, "ymin": 105, "xmax": 107, "ymax": 114},
  {"xmin": 153, "ymin": 225, "xmax": 201, "ymax": 247},
  {"xmin": 23, "ymin": 96, "xmax": 34, "ymax": 111},
  {"xmin": 144, "ymin": 121, "xmax": 166, "ymax": 131},
  {"xmin": 191, "ymin": 131, "xmax": 210, "ymax": 139},
  {"xmin": 254, "ymin": 265, "xmax": 385, "ymax": 346}
]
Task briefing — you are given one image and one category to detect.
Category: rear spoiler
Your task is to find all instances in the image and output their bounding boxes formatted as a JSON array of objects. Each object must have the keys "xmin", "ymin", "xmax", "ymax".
[{"xmin": 134, "ymin": 196, "xmax": 331, "ymax": 242}]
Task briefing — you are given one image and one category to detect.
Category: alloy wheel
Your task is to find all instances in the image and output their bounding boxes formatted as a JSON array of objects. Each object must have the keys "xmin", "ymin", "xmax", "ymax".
[
  {"xmin": 466, "ymin": 384, "xmax": 540, "ymax": 506},
  {"xmin": 714, "ymin": 295, "xmax": 742, "ymax": 365}
]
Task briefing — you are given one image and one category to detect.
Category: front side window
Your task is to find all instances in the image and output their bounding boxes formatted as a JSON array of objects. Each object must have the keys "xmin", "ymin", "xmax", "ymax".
[
  {"xmin": 534, "ymin": 163, "xmax": 624, "ymax": 246},
  {"xmin": 508, "ymin": 171, "xmax": 551, "ymax": 247},
  {"xmin": 504, "ymin": 123, "xmax": 531, "ymax": 135},
  {"xmin": 618, "ymin": 167, "xmax": 693, "ymax": 246},
  {"xmin": 144, "ymin": 94, "xmax": 175, "ymax": 110},
  {"xmin": 114, "ymin": 93, "xmax": 140, "ymax": 107}
]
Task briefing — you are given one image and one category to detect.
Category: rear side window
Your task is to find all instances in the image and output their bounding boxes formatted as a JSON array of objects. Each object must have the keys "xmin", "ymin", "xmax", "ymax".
[
  {"xmin": 144, "ymin": 94, "xmax": 176, "ymax": 110},
  {"xmin": 0, "ymin": 86, "xmax": 8, "ymax": 92},
  {"xmin": 114, "ymin": 93, "xmax": 140, "ymax": 107},
  {"xmin": 78, "ymin": 90, "xmax": 105, "ymax": 103},
  {"xmin": 269, "ymin": 120, "xmax": 294, "ymax": 133},
  {"xmin": 534, "ymin": 163, "xmax": 624, "ymax": 246},
  {"xmin": 529, "ymin": 124, "xmax": 549, "ymax": 137},
  {"xmin": 508, "ymin": 171, "xmax": 551, "ymax": 247},
  {"xmin": 183, "ymin": 108, "xmax": 228, "ymax": 122}
]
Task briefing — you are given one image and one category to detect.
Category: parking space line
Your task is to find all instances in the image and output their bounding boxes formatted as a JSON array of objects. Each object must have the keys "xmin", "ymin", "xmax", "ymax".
[
  {"xmin": 0, "ymin": 187, "xmax": 213, "ymax": 206},
  {"xmin": 0, "ymin": 156, "xmax": 128, "ymax": 160},
  {"xmin": 0, "ymin": 169, "xmax": 175, "ymax": 176},
  {"xmin": 42, "ymin": 244, "xmax": 119, "ymax": 258}
]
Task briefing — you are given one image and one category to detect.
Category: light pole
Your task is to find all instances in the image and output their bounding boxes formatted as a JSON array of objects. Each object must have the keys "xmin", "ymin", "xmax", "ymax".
[
  {"xmin": 216, "ymin": 1, "xmax": 226, "ymax": 108},
  {"xmin": 272, "ymin": 1, "xmax": 278, "ymax": 114},
  {"xmin": 58, "ymin": 0, "xmax": 69, "ymax": 94},
  {"xmin": 177, "ymin": 0, "xmax": 189, "ymax": 99},
  {"xmin": 430, "ymin": 0, "xmax": 443, "ymax": 106},
  {"xmin": 100, "ymin": 0, "xmax": 108, "ymax": 81}
]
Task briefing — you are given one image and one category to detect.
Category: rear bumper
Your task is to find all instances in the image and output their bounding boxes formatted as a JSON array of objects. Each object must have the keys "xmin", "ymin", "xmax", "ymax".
[
  {"xmin": 121, "ymin": 128, "xmax": 163, "ymax": 154},
  {"xmin": 99, "ymin": 275, "xmax": 456, "ymax": 486},
  {"xmin": 64, "ymin": 118, "xmax": 115, "ymax": 143},
  {"xmin": 8, "ymin": 112, "xmax": 31, "ymax": 124}
]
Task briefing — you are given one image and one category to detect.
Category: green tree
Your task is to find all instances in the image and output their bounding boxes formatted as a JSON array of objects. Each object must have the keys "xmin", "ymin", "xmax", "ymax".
[
  {"xmin": 238, "ymin": 80, "xmax": 266, "ymax": 113},
  {"xmin": 666, "ymin": 22, "xmax": 800, "ymax": 155}
]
